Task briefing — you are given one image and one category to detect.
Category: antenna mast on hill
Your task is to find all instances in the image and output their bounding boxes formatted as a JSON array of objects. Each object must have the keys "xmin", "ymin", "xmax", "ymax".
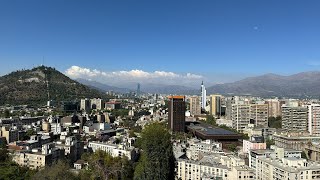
[
  {"xmin": 42, "ymin": 56, "xmax": 50, "ymax": 104},
  {"xmin": 42, "ymin": 56, "xmax": 45, "ymax": 66}
]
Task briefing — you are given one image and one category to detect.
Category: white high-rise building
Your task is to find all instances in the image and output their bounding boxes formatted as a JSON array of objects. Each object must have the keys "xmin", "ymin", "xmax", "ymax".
[
  {"xmin": 80, "ymin": 98, "xmax": 91, "ymax": 112},
  {"xmin": 308, "ymin": 104, "xmax": 320, "ymax": 136},
  {"xmin": 90, "ymin": 98, "xmax": 103, "ymax": 110},
  {"xmin": 201, "ymin": 81, "xmax": 206, "ymax": 110}
]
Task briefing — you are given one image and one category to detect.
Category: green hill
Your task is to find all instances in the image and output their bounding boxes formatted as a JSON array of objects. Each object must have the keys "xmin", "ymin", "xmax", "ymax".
[{"xmin": 0, "ymin": 66, "xmax": 106, "ymax": 106}]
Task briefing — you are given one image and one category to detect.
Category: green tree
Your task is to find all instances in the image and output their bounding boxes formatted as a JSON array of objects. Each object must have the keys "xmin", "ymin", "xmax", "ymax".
[
  {"xmin": 205, "ymin": 115, "xmax": 216, "ymax": 126},
  {"xmin": 226, "ymin": 144, "xmax": 237, "ymax": 152},
  {"xmin": 242, "ymin": 133, "xmax": 250, "ymax": 140},
  {"xmin": 0, "ymin": 143, "xmax": 36, "ymax": 180},
  {"xmin": 266, "ymin": 139, "xmax": 275, "ymax": 148},
  {"xmin": 80, "ymin": 150, "xmax": 134, "ymax": 180},
  {"xmin": 32, "ymin": 160, "xmax": 78, "ymax": 180},
  {"xmin": 134, "ymin": 123, "xmax": 175, "ymax": 180},
  {"xmin": 4, "ymin": 109, "xmax": 10, "ymax": 118},
  {"xmin": 301, "ymin": 151, "xmax": 308, "ymax": 159},
  {"xmin": 129, "ymin": 130, "xmax": 137, "ymax": 138},
  {"xmin": 0, "ymin": 141, "xmax": 8, "ymax": 162},
  {"xmin": 0, "ymin": 161, "xmax": 36, "ymax": 180},
  {"xmin": 21, "ymin": 129, "xmax": 36, "ymax": 140},
  {"xmin": 268, "ymin": 116, "xmax": 282, "ymax": 128}
]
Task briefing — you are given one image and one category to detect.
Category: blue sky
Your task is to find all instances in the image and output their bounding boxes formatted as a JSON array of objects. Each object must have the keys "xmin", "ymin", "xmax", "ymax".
[{"xmin": 1, "ymin": 0, "xmax": 320, "ymax": 85}]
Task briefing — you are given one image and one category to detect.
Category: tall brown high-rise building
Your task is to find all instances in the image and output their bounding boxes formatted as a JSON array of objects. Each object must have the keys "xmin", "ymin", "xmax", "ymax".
[{"xmin": 168, "ymin": 96, "xmax": 186, "ymax": 132}]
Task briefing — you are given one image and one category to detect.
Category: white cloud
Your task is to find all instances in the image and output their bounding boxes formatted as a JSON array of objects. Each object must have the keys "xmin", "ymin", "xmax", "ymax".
[
  {"xmin": 65, "ymin": 65, "xmax": 203, "ymax": 87},
  {"xmin": 65, "ymin": 66, "xmax": 101, "ymax": 77},
  {"xmin": 186, "ymin": 73, "xmax": 203, "ymax": 79}
]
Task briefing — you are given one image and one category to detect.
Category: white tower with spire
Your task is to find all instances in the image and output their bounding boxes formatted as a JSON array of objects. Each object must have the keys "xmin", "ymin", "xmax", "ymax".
[{"xmin": 201, "ymin": 81, "xmax": 206, "ymax": 110}]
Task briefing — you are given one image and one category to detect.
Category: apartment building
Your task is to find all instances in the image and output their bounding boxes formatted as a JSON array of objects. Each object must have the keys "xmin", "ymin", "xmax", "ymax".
[
  {"xmin": 55, "ymin": 136, "xmax": 84, "ymax": 163},
  {"xmin": 273, "ymin": 132, "xmax": 320, "ymax": 151},
  {"xmin": 282, "ymin": 105, "xmax": 308, "ymax": 132},
  {"xmin": 12, "ymin": 143, "xmax": 63, "ymax": 169},
  {"xmin": 177, "ymin": 157, "xmax": 229, "ymax": 180},
  {"xmin": 249, "ymin": 146, "xmax": 301, "ymax": 170},
  {"xmin": 177, "ymin": 154, "xmax": 254, "ymax": 180},
  {"xmin": 231, "ymin": 104, "xmax": 268, "ymax": 132},
  {"xmin": 186, "ymin": 139, "xmax": 222, "ymax": 160},
  {"xmin": 231, "ymin": 104, "xmax": 250, "ymax": 132},
  {"xmin": 308, "ymin": 104, "xmax": 320, "ymax": 136},
  {"xmin": 256, "ymin": 157, "xmax": 320, "ymax": 180},
  {"xmin": 189, "ymin": 96, "xmax": 201, "ymax": 116},
  {"xmin": 265, "ymin": 99, "xmax": 282, "ymax": 117}
]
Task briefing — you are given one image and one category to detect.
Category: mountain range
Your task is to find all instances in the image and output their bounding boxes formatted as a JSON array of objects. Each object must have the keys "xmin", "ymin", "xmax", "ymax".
[
  {"xmin": 1, "ymin": 66, "xmax": 320, "ymax": 106},
  {"xmin": 0, "ymin": 66, "xmax": 107, "ymax": 106},
  {"xmin": 79, "ymin": 71, "xmax": 320, "ymax": 98},
  {"xmin": 206, "ymin": 71, "xmax": 320, "ymax": 98}
]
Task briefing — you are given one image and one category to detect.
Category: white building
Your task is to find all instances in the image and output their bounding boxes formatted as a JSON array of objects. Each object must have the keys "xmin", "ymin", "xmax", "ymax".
[
  {"xmin": 12, "ymin": 143, "xmax": 62, "ymax": 169},
  {"xmin": 308, "ymin": 104, "xmax": 320, "ymax": 136},
  {"xmin": 228, "ymin": 166, "xmax": 254, "ymax": 180},
  {"xmin": 243, "ymin": 139, "xmax": 266, "ymax": 154},
  {"xmin": 88, "ymin": 141, "xmax": 137, "ymax": 160},
  {"xmin": 177, "ymin": 154, "xmax": 254, "ymax": 180},
  {"xmin": 50, "ymin": 123, "xmax": 62, "ymax": 135},
  {"xmin": 90, "ymin": 98, "xmax": 103, "ymax": 110},
  {"xmin": 249, "ymin": 146, "xmax": 302, "ymax": 179},
  {"xmin": 201, "ymin": 81, "xmax": 206, "ymax": 110},
  {"xmin": 80, "ymin": 98, "xmax": 91, "ymax": 112},
  {"xmin": 177, "ymin": 157, "xmax": 229, "ymax": 180},
  {"xmin": 186, "ymin": 139, "xmax": 222, "ymax": 160},
  {"xmin": 256, "ymin": 157, "xmax": 320, "ymax": 180}
]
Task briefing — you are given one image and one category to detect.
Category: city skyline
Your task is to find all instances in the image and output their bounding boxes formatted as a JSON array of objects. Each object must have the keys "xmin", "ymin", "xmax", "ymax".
[
  {"xmin": 2, "ymin": 1, "xmax": 320, "ymax": 179},
  {"xmin": 1, "ymin": 0, "xmax": 320, "ymax": 84}
]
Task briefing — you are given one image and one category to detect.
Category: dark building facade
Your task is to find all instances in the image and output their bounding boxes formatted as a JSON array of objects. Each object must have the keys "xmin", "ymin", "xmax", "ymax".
[{"xmin": 168, "ymin": 96, "xmax": 186, "ymax": 132}]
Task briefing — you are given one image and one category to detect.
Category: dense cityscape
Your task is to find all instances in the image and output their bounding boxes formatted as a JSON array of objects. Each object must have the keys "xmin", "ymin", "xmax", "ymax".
[
  {"xmin": 1, "ymin": 66, "xmax": 320, "ymax": 180},
  {"xmin": 2, "ymin": 1, "xmax": 320, "ymax": 180}
]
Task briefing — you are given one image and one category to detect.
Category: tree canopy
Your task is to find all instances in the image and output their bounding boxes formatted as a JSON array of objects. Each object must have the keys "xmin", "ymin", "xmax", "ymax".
[
  {"xmin": 134, "ymin": 123, "xmax": 175, "ymax": 180},
  {"xmin": 268, "ymin": 116, "xmax": 282, "ymax": 128},
  {"xmin": 79, "ymin": 150, "xmax": 134, "ymax": 180}
]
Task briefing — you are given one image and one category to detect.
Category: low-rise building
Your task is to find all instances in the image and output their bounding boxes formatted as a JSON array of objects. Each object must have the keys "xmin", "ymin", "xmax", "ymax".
[
  {"xmin": 177, "ymin": 156, "xmax": 229, "ymax": 180},
  {"xmin": 228, "ymin": 166, "xmax": 254, "ymax": 180},
  {"xmin": 177, "ymin": 154, "xmax": 254, "ymax": 180},
  {"xmin": 12, "ymin": 143, "xmax": 63, "ymax": 169},
  {"xmin": 273, "ymin": 132, "xmax": 320, "ymax": 151},
  {"xmin": 88, "ymin": 141, "xmax": 137, "ymax": 160},
  {"xmin": 249, "ymin": 146, "xmax": 303, "ymax": 179},
  {"xmin": 55, "ymin": 136, "xmax": 84, "ymax": 163},
  {"xmin": 256, "ymin": 157, "xmax": 320, "ymax": 180},
  {"xmin": 186, "ymin": 139, "xmax": 222, "ymax": 160},
  {"xmin": 243, "ymin": 139, "xmax": 266, "ymax": 154}
]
